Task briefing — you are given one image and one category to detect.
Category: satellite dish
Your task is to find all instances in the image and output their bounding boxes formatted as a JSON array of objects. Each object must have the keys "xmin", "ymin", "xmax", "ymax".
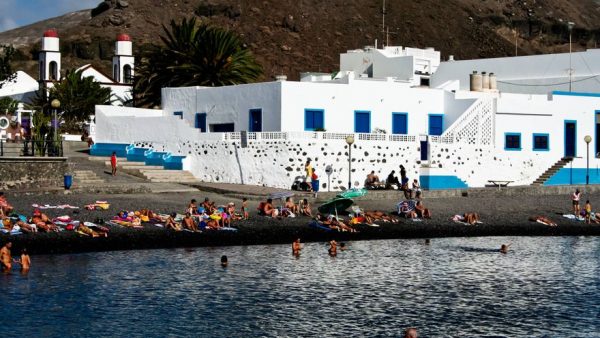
[{"xmin": 0, "ymin": 116, "xmax": 9, "ymax": 130}]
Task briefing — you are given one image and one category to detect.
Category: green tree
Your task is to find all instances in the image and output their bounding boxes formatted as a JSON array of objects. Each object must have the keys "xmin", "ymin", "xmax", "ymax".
[
  {"xmin": 0, "ymin": 96, "xmax": 19, "ymax": 114},
  {"xmin": 134, "ymin": 18, "xmax": 263, "ymax": 107},
  {"xmin": 30, "ymin": 69, "xmax": 112, "ymax": 132},
  {"xmin": 0, "ymin": 44, "xmax": 16, "ymax": 88}
]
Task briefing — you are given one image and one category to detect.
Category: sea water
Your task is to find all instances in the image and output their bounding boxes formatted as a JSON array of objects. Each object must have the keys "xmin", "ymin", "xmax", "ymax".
[{"xmin": 1, "ymin": 237, "xmax": 599, "ymax": 337}]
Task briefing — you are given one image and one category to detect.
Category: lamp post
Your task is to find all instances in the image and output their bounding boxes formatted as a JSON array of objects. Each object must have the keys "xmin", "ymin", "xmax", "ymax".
[
  {"xmin": 346, "ymin": 135, "xmax": 355, "ymax": 189},
  {"xmin": 584, "ymin": 135, "xmax": 592, "ymax": 185},
  {"xmin": 50, "ymin": 99, "xmax": 60, "ymax": 142},
  {"xmin": 568, "ymin": 21, "xmax": 575, "ymax": 92}
]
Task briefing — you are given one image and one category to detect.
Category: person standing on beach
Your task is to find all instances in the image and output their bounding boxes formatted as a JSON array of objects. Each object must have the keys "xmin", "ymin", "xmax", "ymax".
[
  {"xmin": 110, "ymin": 152, "xmax": 118, "ymax": 176},
  {"xmin": 1, "ymin": 242, "xmax": 12, "ymax": 272},
  {"xmin": 572, "ymin": 188, "xmax": 582, "ymax": 215},
  {"xmin": 305, "ymin": 159, "xmax": 313, "ymax": 191},
  {"xmin": 585, "ymin": 200, "xmax": 592, "ymax": 224},
  {"xmin": 292, "ymin": 238, "xmax": 302, "ymax": 256}
]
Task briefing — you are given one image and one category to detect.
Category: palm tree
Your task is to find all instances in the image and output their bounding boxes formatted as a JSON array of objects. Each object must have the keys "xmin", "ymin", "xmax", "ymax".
[
  {"xmin": 30, "ymin": 69, "xmax": 112, "ymax": 132},
  {"xmin": 134, "ymin": 18, "xmax": 263, "ymax": 107}
]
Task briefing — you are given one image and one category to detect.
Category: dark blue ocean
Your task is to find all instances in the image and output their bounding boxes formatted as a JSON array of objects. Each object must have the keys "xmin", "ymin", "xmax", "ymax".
[{"xmin": 1, "ymin": 237, "xmax": 599, "ymax": 337}]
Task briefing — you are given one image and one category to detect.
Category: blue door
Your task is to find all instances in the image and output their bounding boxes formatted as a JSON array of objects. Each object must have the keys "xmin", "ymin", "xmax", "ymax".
[
  {"xmin": 420, "ymin": 140, "xmax": 428, "ymax": 161},
  {"xmin": 565, "ymin": 121, "xmax": 576, "ymax": 157},
  {"xmin": 354, "ymin": 111, "xmax": 371, "ymax": 133},
  {"xmin": 249, "ymin": 109, "xmax": 262, "ymax": 132},
  {"xmin": 392, "ymin": 113, "xmax": 408, "ymax": 134},
  {"xmin": 195, "ymin": 113, "xmax": 207, "ymax": 132},
  {"xmin": 428, "ymin": 114, "xmax": 443, "ymax": 136}
]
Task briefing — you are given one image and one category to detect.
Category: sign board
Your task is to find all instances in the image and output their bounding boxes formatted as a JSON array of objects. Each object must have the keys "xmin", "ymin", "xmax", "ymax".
[{"xmin": 325, "ymin": 165, "xmax": 333, "ymax": 175}]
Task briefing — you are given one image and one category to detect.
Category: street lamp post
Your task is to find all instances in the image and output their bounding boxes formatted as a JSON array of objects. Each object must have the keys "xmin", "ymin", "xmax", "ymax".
[
  {"xmin": 346, "ymin": 135, "xmax": 355, "ymax": 190},
  {"xmin": 50, "ymin": 99, "xmax": 60, "ymax": 142},
  {"xmin": 585, "ymin": 135, "xmax": 592, "ymax": 185},
  {"xmin": 568, "ymin": 21, "xmax": 575, "ymax": 92}
]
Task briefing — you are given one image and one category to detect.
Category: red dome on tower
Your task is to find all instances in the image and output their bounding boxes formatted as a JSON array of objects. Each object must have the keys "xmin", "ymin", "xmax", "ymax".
[
  {"xmin": 43, "ymin": 29, "xmax": 59, "ymax": 38},
  {"xmin": 116, "ymin": 34, "xmax": 131, "ymax": 42}
]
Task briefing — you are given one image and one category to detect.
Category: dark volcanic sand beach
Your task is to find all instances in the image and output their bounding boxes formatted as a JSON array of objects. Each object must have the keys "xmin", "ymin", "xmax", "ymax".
[{"xmin": 2, "ymin": 190, "xmax": 600, "ymax": 254}]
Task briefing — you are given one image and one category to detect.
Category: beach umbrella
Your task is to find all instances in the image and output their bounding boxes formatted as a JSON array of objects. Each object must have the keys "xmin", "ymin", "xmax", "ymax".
[
  {"xmin": 336, "ymin": 188, "xmax": 367, "ymax": 199},
  {"xmin": 318, "ymin": 197, "xmax": 354, "ymax": 214}
]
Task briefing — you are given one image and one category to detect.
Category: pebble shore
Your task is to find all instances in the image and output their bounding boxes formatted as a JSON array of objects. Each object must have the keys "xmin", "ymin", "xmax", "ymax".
[{"xmin": 2, "ymin": 190, "xmax": 600, "ymax": 254}]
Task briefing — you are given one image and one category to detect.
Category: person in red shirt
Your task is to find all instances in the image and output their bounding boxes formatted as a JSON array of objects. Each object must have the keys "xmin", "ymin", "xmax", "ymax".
[{"xmin": 110, "ymin": 152, "xmax": 117, "ymax": 176}]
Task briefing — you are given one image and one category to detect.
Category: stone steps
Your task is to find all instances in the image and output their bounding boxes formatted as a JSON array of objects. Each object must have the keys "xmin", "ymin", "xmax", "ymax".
[
  {"xmin": 73, "ymin": 170, "xmax": 105, "ymax": 185},
  {"xmin": 531, "ymin": 157, "xmax": 572, "ymax": 186},
  {"xmin": 88, "ymin": 155, "xmax": 199, "ymax": 184}
]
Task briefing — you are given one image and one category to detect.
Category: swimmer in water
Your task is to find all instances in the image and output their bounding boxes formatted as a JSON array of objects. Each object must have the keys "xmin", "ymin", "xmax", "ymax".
[
  {"xmin": 404, "ymin": 327, "xmax": 418, "ymax": 338},
  {"xmin": 221, "ymin": 255, "xmax": 228, "ymax": 267},
  {"xmin": 292, "ymin": 238, "xmax": 302, "ymax": 256},
  {"xmin": 328, "ymin": 240, "xmax": 338, "ymax": 256},
  {"xmin": 500, "ymin": 243, "xmax": 511, "ymax": 254},
  {"xmin": 425, "ymin": 239, "xmax": 431, "ymax": 245},
  {"xmin": 340, "ymin": 242, "xmax": 347, "ymax": 251}
]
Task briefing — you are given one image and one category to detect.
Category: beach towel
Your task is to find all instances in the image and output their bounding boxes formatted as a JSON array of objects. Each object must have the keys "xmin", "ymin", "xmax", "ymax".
[
  {"xmin": 562, "ymin": 214, "xmax": 584, "ymax": 221},
  {"xmin": 32, "ymin": 204, "xmax": 79, "ymax": 209}
]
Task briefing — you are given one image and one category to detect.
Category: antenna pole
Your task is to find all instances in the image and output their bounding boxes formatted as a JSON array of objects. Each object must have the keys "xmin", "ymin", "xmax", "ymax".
[{"xmin": 382, "ymin": 0, "xmax": 385, "ymax": 46}]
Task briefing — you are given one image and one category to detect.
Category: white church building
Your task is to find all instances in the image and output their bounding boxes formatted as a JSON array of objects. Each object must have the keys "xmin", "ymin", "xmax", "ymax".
[
  {"xmin": 93, "ymin": 45, "xmax": 600, "ymax": 190},
  {"xmin": 0, "ymin": 29, "xmax": 135, "ymax": 140}
]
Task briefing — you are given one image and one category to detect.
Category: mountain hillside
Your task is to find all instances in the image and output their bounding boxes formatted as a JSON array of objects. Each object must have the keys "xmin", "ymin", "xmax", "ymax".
[{"xmin": 1, "ymin": 0, "xmax": 600, "ymax": 82}]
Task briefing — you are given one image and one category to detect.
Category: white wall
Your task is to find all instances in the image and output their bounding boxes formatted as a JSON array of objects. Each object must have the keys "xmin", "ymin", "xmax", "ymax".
[
  {"xmin": 162, "ymin": 82, "xmax": 282, "ymax": 132},
  {"xmin": 280, "ymin": 80, "xmax": 446, "ymax": 134}
]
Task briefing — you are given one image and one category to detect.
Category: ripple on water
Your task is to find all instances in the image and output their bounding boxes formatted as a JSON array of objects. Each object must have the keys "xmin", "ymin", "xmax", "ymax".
[{"xmin": 1, "ymin": 237, "xmax": 599, "ymax": 337}]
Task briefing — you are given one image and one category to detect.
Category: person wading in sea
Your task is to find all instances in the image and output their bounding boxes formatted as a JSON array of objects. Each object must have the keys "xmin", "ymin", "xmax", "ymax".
[
  {"xmin": 292, "ymin": 238, "xmax": 302, "ymax": 256},
  {"xmin": 1, "ymin": 242, "xmax": 13, "ymax": 272}
]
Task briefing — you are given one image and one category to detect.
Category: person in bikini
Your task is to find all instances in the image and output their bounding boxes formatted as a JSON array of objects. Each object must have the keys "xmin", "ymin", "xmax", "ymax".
[
  {"xmin": 572, "ymin": 188, "xmax": 582, "ymax": 215},
  {"xmin": 165, "ymin": 213, "xmax": 182, "ymax": 231},
  {"xmin": 414, "ymin": 200, "xmax": 431, "ymax": 219},
  {"xmin": 18, "ymin": 248, "xmax": 31, "ymax": 273},
  {"xmin": 241, "ymin": 198, "xmax": 249, "ymax": 220},
  {"xmin": 202, "ymin": 197, "xmax": 216, "ymax": 214},
  {"xmin": 300, "ymin": 198, "xmax": 312, "ymax": 217},
  {"xmin": 292, "ymin": 238, "xmax": 302, "ymax": 256},
  {"xmin": 187, "ymin": 199, "xmax": 199, "ymax": 215},
  {"xmin": 31, "ymin": 209, "xmax": 59, "ymax": 232},
  {"xmin": 0, "ymin": 192, "xmax": 14, "ymax": 216},
  {"xmin": 182, "ymin": 212, "xmax": 199, "ymax": 232}
]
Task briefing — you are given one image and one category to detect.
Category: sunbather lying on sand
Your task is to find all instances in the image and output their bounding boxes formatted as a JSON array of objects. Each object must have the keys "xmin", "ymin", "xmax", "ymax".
[
  {"xmin": 529, "ymin": 215, "xmax": 557, "ymax": 226},
  {"xmin": 77, "ymin": 223, "xmax": 108, "ymax": 237},
  {"xmin": 31, "ymin": 209, "xmax": 59, "ymax": 232},
  {"xmin": 452, "ymin": 213, "xmax": 480, "ymax": 225}
]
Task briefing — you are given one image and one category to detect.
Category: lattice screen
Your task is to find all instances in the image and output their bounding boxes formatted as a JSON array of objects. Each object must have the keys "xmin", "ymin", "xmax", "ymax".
[{"xmin": 442, "ymin": 98, "xmax": 494, "ymax": 145}]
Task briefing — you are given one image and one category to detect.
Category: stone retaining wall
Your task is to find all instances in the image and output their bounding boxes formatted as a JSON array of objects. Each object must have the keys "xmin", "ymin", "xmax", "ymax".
[{"xmin": 0, "ymin": 157, "xmax": 69, "ymax": 190}]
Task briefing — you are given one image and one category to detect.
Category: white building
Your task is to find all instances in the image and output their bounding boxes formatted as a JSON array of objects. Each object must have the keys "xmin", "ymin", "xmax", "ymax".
[
  {"xmin": 93, "ymin": 46, "xmax": 600, "ymax": 190},
  {"xmin": 432, "ymin": 48, "xmax": 600, "ymax": 94}
]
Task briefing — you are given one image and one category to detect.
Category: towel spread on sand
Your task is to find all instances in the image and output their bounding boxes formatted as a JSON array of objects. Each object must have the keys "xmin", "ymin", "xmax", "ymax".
[{"xmin": 32, "ymin": 204, "xmax": 79, "ymax": 209}]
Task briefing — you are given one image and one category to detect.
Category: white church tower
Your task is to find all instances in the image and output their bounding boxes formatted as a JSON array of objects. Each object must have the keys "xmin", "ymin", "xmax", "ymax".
[
  {"xmin": 39, "ymin": 29, "xmax": 61, "ymax": 86},
  {"xmin": 112, "ymin": 34, "xmax": 135, "ymax": 84}
]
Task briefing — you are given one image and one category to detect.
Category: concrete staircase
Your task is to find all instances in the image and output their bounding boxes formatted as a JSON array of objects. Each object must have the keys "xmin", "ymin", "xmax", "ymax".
[
  {"xmin": 73, "ymin": 170, "xmax": 105, "ymax": 185},
  {"xmin": 89, "ymin": 156, "xmax": 199, "ymax": 184},
  {"xmin": 531, "ymin": 157, "xmax": 573, "ymax": 186}
]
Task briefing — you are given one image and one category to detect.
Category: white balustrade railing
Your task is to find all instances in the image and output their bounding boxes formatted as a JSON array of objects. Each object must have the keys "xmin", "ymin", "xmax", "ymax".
[{"xmin": 191, "ymin": 131, "xmax": 425, "ymax": 144}]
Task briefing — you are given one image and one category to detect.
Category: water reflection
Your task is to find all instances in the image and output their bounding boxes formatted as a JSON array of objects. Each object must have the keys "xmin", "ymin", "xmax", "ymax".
[{"xmin": 1, "ymin": 237, "xmax": 599, "ymax": 337}]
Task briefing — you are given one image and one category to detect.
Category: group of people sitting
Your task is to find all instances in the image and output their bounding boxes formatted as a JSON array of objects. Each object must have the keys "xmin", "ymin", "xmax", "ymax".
[
  {"xmin": 258, "ymin": 197, "xmax": 312, "ymax": 218},
  {"xmin": 315, "ymin": 214, "xmax": 358, "ymax": 232},
  {"xmin": 397, "ymin": 200, "xmax": 432, "ymax": 219},
  {"xmin": 365, "ymin": 166, "xmax": 422, "ymax": 199}
]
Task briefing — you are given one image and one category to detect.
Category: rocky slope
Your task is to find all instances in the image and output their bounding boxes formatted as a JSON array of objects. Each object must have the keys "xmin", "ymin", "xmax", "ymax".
[{"xmin": 1, "ymin": 0, "xmax": 600, "ymax": 82}]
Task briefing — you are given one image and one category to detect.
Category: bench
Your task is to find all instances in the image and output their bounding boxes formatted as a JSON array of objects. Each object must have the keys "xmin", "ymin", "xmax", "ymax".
[{"xmin": 487, "ymin": 180, "xmax": 513, "ymax": 191}]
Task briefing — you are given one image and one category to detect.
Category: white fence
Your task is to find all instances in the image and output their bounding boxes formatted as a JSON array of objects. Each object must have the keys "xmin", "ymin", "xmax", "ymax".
[{"xmin": 197, "ymin": 131, "xmax": 418, "ymax": 143}]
